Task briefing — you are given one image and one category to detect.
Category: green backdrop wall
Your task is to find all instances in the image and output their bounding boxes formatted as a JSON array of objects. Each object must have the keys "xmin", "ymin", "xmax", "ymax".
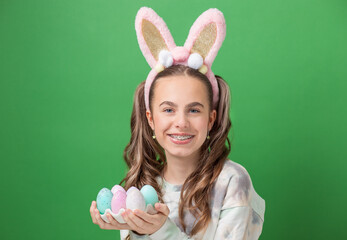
[{"xmin": 1, "ymin": 0, "xmax": 346, "ymax": 239}]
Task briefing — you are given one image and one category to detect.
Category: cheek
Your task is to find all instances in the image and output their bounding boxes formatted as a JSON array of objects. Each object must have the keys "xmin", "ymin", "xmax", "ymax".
[
  {"xmin": 153, "ymin": 115, "xmax": 170, "ymax": 130},
  {"xmin": 193, "ymin": 117, "xmax": 209, "ymax": 130}
]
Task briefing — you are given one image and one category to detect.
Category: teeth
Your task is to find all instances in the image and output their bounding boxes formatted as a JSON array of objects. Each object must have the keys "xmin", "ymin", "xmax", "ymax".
[{"xmin": 170, "ymin": 135, "xmax": 193, "ymax": 140}]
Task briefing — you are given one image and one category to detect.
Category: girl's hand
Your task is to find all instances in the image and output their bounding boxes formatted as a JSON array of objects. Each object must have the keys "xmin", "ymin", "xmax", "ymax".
[
  {"xmin": 121, "ymin": 202, "xmax": 170, "ymax": 235},
  {"xmin": 90, "ymin": 201, "xmax": 131, "ymax": 230}
]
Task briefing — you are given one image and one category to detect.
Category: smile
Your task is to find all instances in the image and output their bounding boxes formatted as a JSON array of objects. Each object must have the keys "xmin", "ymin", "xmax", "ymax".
[
  {"xmin": 168, "ymin": 134, "xmax": 194, "ymax": 140},
  {"xmin": 168, "ymin": 134, "xmax": 195, "ymax": 145}
]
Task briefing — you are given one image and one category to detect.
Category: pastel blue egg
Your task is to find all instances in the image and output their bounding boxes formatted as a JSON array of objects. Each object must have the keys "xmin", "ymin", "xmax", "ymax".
[
  {"xmin": 140, "ymin": 185, "xmax": 159, "ymax": 206},
  {"xmin": 96, "ymin": 188, "xmax": 113, "ymax": 214}
]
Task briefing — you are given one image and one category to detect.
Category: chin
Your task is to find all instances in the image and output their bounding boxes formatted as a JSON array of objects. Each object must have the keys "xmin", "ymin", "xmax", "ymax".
[{"xmin": 166, "ymin": 148, "xmax": 199, "ymax": 159}]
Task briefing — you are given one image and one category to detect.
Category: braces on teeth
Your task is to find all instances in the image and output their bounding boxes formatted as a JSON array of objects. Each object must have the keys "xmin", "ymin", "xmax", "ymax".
[{"xmin": 171, "ymin": 135, "xmax": 193, "ymax": 140}]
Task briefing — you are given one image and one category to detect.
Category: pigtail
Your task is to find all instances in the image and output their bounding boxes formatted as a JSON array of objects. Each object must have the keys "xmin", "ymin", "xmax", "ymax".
[
  {"xmin": 120, "ymin": 81, "xmax": 165, "ymax": 193},
  {"xmin": 120, "ymin": 81, "xmax": 167, "ymax": 239},
  {"xmin": 119, "ymin": 82, "xmax": 166, "ymax": 239}
]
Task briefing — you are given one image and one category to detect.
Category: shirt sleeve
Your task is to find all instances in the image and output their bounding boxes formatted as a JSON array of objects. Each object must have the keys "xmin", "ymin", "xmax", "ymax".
[
  {"xmin": 212, "ymin": 161, "xmax": 265, "ymax": 240},
  {"xmin": 120, "ymin": 229, "xmax": 151, "ymax": 240},
  {"xmin": 119, "ymin": 218, "xmax": 194, "ymax": 240},
  {"xmin": 149, "ymin": 217, "xmax": 194, "ymax": 240},
  {"xmin": 213, "ymin": 206, "xmax": 263, "ymax": 240},
  {"xmin": 121, "ymin": 207, "xmax": 263, "ymax": 240}
]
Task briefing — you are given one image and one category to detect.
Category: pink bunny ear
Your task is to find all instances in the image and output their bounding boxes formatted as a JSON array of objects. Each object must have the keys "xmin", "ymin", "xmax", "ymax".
[
  {"xmin": 184, "ymin": 8, "xmax": 226, "ymax": 68},
  {"xmin": 135, "ymin": 7, "xmax": 177, "ymax": 68}
]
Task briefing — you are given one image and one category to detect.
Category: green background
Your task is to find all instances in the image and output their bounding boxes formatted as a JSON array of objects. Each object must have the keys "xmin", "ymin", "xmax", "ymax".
[{"xmin": 1, "ymin": 0, "xmax": 346, "ymax": 239}]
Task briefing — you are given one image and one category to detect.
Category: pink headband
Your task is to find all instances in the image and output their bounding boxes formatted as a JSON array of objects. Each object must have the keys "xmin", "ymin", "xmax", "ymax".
[{"xmin": 135, "ymin": 7, "xmax": 226, "ymax": 111}]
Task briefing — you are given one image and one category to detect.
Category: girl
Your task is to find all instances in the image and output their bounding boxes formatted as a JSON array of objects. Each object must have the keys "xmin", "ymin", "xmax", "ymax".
[{"xmin": 90, "ymin": 7, "xmax": 265, "ymax": 240}]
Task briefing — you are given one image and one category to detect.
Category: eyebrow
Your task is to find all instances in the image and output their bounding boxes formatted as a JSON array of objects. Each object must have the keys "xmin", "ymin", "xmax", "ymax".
[{"xmin": 159, "ymin": 101, "xmax": 205, "ymax": 108}]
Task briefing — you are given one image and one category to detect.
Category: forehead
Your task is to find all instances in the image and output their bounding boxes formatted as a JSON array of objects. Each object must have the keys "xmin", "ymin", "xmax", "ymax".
[{"xmin": 153, "ymin": 75, "xmax": 209, "ymax": 104}]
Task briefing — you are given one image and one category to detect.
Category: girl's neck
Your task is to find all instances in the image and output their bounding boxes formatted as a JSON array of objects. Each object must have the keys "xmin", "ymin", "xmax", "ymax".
[{"xmin": 162, "ymin": 152, "xmax": 199, "ymax": 185}]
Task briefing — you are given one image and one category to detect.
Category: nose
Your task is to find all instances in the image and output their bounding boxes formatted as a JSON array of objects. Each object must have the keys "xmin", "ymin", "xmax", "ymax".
[{"xmin": 175, "ymin": 111, "xmax": 189, "ymax": 129}]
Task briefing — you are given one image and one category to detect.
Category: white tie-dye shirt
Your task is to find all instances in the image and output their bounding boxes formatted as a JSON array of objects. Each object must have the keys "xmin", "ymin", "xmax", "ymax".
[{"xmin": 120, "ymin": 159, "xmax": 265, "ymax": 240}]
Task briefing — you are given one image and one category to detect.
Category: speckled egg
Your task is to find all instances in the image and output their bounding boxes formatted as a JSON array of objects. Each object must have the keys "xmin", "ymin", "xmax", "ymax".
[
  {"xmin": 126, "ymin": 187, "xmax": 146, "ymax": 211},
  {"xmin": 140, "ymin": 185, "xmax": 159, "ymax": 206},
  {"xmin": 96, "ymin": 188, "xmax": 113, "ymax": 214},
  {"xmin": 111, "ymin": 185, "xmax": 127, "ymax": 214},
  {"xmin": 126, "ymin": 186, "xmax": 138, "ymax": 195},
  {"xmin": 111, "ymin": 185, "xmax": 126, "ymax": 195}
]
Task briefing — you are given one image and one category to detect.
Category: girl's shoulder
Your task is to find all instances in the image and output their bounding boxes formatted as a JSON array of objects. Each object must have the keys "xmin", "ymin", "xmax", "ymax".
[
  {"xmin": 214, "ymin": 159, "xmax": 266, "ymax": 221},
  {"xmin": 216, "ymin": 159, "xmax": 254, "ymax": 194},
  {"xmin": 219, "ymin": 159, "xmax": 252, "ymax": 181}
]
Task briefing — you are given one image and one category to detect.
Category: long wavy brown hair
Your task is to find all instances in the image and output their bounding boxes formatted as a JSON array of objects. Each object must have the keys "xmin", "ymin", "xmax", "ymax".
[{"xmin": 120, "ymin": 64, "xmax": 232, "ymax": 238}]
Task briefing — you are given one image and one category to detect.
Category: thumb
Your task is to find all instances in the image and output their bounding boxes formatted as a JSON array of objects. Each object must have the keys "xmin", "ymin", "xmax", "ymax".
[{"xmin": 155, "ymin": 203, "xmax": 170, "ymax": 216}]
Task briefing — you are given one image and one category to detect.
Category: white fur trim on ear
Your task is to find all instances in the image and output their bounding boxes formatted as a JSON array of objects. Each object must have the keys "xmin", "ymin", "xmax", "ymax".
[
  {"xmin": 187, "ymin": 53, "xmax": 203, "ymax": 70},
  {"xmin": 159, "ymin": 50, "xmax": 173, "ymax": 68}
]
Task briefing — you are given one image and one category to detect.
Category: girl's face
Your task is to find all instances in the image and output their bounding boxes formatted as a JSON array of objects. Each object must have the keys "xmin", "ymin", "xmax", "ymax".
[{"xmin": 146, "ymin": 75, "xmax": 216, "ymax": 161}]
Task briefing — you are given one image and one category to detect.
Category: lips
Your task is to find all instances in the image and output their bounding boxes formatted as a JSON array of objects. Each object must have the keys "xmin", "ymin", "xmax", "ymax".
[
  {"xmin": 169, "ymin": 135, "xmax": 194, "ymax": 140},
  {"xmin": 168, "ymin": 133, "xmax": 194, "ymax": 139},
  {"xmin": 168, "ymin": 133, "xmax": 195, "ymax": 144},
  {"xmin": 168, "ymin": 133, "xmax": 194, "ymax": 136}
]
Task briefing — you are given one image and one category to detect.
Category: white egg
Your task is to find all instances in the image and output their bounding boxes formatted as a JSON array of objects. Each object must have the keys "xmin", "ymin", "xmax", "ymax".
[{"xmin": 126, "ymin": 187, "xmax": 146, "ymax": 211}]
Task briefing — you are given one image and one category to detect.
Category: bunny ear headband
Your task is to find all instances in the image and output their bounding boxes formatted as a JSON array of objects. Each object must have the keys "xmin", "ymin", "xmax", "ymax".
[{"xmin": 135, "ymin": 6, "xmax": 226, "ymax": 111}]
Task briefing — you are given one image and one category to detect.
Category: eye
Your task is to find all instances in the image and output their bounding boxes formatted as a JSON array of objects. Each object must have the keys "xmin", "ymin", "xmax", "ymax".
[
  {"xmin": 164, "ymin": 108, "xmax": 173, "ymax": 113},
  {"xmin": 190, "ymin": 109, "xmax": 200, "ymax": 113}
]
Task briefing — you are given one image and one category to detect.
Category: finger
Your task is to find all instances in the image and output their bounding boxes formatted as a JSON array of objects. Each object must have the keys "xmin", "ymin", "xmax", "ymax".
[
  {"xmin": 122, "ymin": 210, "xmax": 145, "ymax": 232},
  {"xmin": 90, "ymin": 201, "xmax": 97, "ymax": 224},
  {"xmin": 127, "ymin": 209, "xmax": 152, "ymax": 229},
  {"xmin": 133, "ymin": 209, "xmax": 158, "ymax": 224},
  {"xmin": 106, "ymin": 213, "xmax": 130, "ymax": 230},
  {"xmin": 94, "ymin": 209, "xmax": 107, "ymax": 229},
  {"xmin": 95, "ymin": 210, "xmax": 121, "ymax": 230},
  {"xmin": 155, "ymin": 203, "xmax": 170, "ymax": 216}
]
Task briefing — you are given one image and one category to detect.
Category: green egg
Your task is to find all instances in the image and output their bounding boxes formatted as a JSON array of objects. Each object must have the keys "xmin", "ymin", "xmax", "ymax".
[
  {"xmin": 96, "ymin": 188, "xmax": 113, "ymax": 214},
  {"xmin": 140, "ymin": 185, "xmax": 159, "ymax": 206}
]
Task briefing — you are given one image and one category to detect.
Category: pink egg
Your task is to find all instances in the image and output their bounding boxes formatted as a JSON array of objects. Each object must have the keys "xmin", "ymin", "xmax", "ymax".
[
  {"xmin": 111, "ymin": 189, "xmax": 127, "ymax": 214},
  {"xmin": 111, "ymin": 185, "xmax": 126, "ymax": 195}
]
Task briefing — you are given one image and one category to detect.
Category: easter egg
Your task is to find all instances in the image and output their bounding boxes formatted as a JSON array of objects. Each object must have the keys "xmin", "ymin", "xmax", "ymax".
[
  {"xmin": 126, "ymin": 187, "xmax": 146, "ymax": 211},
  {"xmin": 111, "ymin": 185, "xmax": 126, "ymax": 195},
  {"xmin": 140, "ymin": 185, "xmax": 159, "ymax": 206},
  {"xmin": 96, "ymin": 188, "xmax": 113, "ymax": 214},
  {"xmin": 111, "ymin": 186, "xmax": 127, "ymax": 214},
  {"xmin": 126, "ymin": 186, "xmax": 138, "ymax": 195}
]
